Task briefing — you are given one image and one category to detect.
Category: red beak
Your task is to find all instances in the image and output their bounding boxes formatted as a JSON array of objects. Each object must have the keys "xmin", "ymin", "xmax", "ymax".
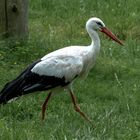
[{"xmin": 101, "ymin": 27, "xmax": 124, "ymax": 45}]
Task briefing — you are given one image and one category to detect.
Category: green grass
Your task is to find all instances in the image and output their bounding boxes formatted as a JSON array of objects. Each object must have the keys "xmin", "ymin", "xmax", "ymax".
[{"xmin": 0, "ymin": 0, "xmax": 140, "ymax": 139}]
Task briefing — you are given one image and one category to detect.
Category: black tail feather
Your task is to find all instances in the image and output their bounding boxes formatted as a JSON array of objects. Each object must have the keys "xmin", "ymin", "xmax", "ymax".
[
  {"xmin": 0, "ymin": 75, "xmax": 25, "ymax": 104},
  {"xmin": 0, "ymin": 60, "xmax": 41, "ymax": 104},
  {"xmin": 0, "ymin": 59, "xmax": 70, "ymax": 104}
]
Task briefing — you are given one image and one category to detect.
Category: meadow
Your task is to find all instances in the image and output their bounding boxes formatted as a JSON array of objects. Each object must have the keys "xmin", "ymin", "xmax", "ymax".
[{"xmin": 0, "ymin": 0, "xmax": 140, "ymax": 139}]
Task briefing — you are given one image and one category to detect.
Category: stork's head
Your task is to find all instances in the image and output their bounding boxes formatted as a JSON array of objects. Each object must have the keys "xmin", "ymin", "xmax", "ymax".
[{"xmin": 86, "ymin": 17, "xmax": 124, "ymax": 45}]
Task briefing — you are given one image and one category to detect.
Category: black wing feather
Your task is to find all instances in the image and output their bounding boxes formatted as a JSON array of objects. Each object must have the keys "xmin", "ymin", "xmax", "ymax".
[{"xmin": 0, "ymin": 59, "xmax": 69, "ymax": 104}]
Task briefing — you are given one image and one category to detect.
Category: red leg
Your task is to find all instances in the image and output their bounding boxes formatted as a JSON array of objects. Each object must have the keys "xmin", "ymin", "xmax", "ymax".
[
  {"xmin": 69, "ymin": 89, "xmax": 94, "ymax": 125},
  {"xmin": 42, "ymin": 92, "xmax": 52, "ymax": 120}
]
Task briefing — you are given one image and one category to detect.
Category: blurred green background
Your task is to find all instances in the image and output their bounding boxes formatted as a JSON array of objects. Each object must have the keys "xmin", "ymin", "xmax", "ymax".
[{"xmin": 0, "ymin": 0, "xmax": 140, "ymax": 139}]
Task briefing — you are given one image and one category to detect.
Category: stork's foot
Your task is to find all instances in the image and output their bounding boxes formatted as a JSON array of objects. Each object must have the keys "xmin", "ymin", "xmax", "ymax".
[
  {"xmin": 69, "ymin": 88, "xmax": 94, "ymax": 126},
  {"xmin": 41, "ymin": 92, "xmax": 52, "ymax": 120},
  {"xmin": 74, "ymin": 104, "xmax": 92, "ymax": 123}
]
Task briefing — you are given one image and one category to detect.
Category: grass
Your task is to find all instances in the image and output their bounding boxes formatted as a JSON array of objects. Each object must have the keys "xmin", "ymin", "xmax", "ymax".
[{"xmin": 0, "ymin": 0, "xmax": 140, "ymax": 139}]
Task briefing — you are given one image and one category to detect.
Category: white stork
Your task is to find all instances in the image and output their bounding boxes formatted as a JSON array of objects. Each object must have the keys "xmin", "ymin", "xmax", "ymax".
[{"xmin": 0, "ymin": 17, "xmax": 123, "ymax": 124}]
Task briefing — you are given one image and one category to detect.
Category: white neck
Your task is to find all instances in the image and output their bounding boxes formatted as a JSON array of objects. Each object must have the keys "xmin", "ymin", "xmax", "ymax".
[{"xmin": 86, "ymin": 27, "xmax": 100, "ymax": 57}]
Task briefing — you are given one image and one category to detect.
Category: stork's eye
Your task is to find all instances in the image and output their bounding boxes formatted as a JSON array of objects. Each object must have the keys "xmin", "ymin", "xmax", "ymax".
[{"xmin": 96, "ymin": 22, "xmax": 103, "ymax": 27}]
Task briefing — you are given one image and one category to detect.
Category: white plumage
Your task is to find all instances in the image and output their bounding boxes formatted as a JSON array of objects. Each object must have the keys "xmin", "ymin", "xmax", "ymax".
[
  {"xmin": 0, "ymin": 17, "xmax": 123, "ymax": 124},
  {"xmin": 32, "ymin": 47, "xmax": 83, "ymax": 82}
]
